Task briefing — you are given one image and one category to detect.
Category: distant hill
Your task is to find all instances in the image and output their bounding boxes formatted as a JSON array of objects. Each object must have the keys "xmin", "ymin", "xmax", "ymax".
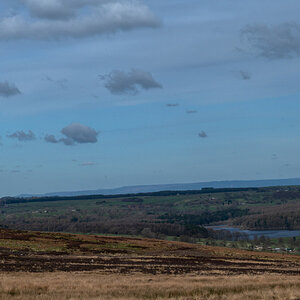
[{"xmin": 18, "ymin": 178, "xmax": 300, "ymax": 198}]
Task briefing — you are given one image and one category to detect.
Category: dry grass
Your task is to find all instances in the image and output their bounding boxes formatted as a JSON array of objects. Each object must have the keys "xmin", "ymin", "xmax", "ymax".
[
  {"xmin": 0, "ymin": 272, "xmax": 299, "ymax": 300},
  {"xmin": 0, "ymin": 229, "xmax": 300, "ymax": 299}
]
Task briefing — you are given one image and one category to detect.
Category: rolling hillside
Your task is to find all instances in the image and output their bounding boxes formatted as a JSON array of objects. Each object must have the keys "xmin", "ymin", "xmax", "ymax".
[
  {"xmin": 0, "ymin": 228, "xmax": 300, "ymax": 299},
  {"xmin": 18, "ymin": 178, "xmax": 300, "ymax": 197}
]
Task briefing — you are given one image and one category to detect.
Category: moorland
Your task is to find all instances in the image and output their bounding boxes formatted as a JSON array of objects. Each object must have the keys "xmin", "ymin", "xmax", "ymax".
[{"xmin": 0, "ymin": 228, "xmax": 299, "ymax": 299}]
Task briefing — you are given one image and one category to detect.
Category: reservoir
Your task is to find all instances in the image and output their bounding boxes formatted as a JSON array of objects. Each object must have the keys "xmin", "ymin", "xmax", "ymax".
[{"xmin": 206, "ymin": 225, "xmax": 300, "ymax": 239}]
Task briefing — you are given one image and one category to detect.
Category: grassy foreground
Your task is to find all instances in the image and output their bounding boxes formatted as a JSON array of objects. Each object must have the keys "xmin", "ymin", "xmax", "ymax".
[
  {"xmin": 0, "ymin": 228, "xmax": 299, "ymax": 299},
  {"xmin": 0, "ymin": 273, "xmax": 300, "ymax": 300}
]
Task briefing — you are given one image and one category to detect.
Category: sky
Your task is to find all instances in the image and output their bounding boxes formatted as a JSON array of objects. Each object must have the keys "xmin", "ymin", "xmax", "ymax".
[{"xmin": 1, "ymin": 0, "xmax": 300, "ymax": 196}]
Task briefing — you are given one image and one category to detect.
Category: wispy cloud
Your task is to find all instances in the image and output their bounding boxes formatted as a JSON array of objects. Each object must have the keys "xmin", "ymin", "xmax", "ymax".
[
  {"xmin": 100, "ymin": 69, "xmax": 162, "ymax": 95},
  {"xmin": 7, "ymin": 130, "xmax": 36, "ymax": 142},
  {"xmin": 0, "ymin": 81, "xmax": 21, "ymax": 97},
  {"xmin": 0, "ymin": 168, "xmax": 21, "ymax": 173},
  {"xmin": 43, "ymin": 75, "xmax": 68, "ymax": 89},
  {"xmin": 166, "ymin": 103, "xmax": 179, "ymax": 107},
  {"xmin": 241, "ymin": 23, "xmax": 300, "ymax": 59},
  {"xmin": 79, "ymin": 161, "xmax": 97, "ymax": 166},
  {"xmin": 239, "ymin": 70, "xmax": 251, "ymax": 80}
]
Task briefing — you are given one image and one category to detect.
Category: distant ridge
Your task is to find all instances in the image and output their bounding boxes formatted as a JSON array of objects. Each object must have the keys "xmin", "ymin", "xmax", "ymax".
[{"xmin": 18, "ymin": 178, "xmax": 300, "ymax": 198}]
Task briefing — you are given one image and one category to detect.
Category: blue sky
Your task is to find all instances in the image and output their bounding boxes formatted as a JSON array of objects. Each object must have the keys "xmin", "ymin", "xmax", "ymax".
[{"xmin": 1, "ymin": 0, "xmax": 300, "ymax": 196}]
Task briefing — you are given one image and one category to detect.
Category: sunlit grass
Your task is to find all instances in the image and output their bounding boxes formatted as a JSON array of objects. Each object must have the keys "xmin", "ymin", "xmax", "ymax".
[{"xmin": 0, "ymin": 273, "xmax": 299, "ymax": 299}]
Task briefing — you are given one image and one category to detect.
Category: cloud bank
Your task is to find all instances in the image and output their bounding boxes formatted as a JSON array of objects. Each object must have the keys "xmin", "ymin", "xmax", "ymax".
[
  {"xmin": 0, "ymin": 0, "xmax": 160, "ymax": 40},
  {"xmin": 101, "ymin": 69, "xmax": 162, "ymax": 95},
  {"xmin": 241, "ymin": 23, "xmax": 300, "ymax": 59},
  {"xmin": 45, "ymin": 123, "xmax": 99, "ymax": 146}
]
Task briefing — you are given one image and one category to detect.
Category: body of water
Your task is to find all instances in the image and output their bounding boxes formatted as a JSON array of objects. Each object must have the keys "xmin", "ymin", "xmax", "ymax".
[{"xmin": 206, "ymin": 225, "xmax": 300, "ymax": 239}]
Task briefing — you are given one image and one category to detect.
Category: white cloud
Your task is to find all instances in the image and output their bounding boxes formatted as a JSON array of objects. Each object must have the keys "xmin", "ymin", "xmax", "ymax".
[
  {"xmin": 101, "ymin": 69, "xmax": 162, "ymax": 95},
  {"xmin": 0, "ymin": 0, "xmax": 160, "ymax": 40},
  {"xmin": 22, "ymin": 0, "xmax": 74, "ymax": 20},
  {"xmin": 45, "ymin": 123, "xmax": 99, "ymax": 146}
]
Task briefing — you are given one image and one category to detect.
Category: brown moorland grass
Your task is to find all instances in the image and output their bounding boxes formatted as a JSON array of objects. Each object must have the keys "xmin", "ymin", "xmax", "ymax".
[
  {"xmin": 0, "ymin": 272, "xmax": 299, "ymax": 300},
  {"xmin": 0, "ymin": 228, "xmax": 300, "ymax": 299}
]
